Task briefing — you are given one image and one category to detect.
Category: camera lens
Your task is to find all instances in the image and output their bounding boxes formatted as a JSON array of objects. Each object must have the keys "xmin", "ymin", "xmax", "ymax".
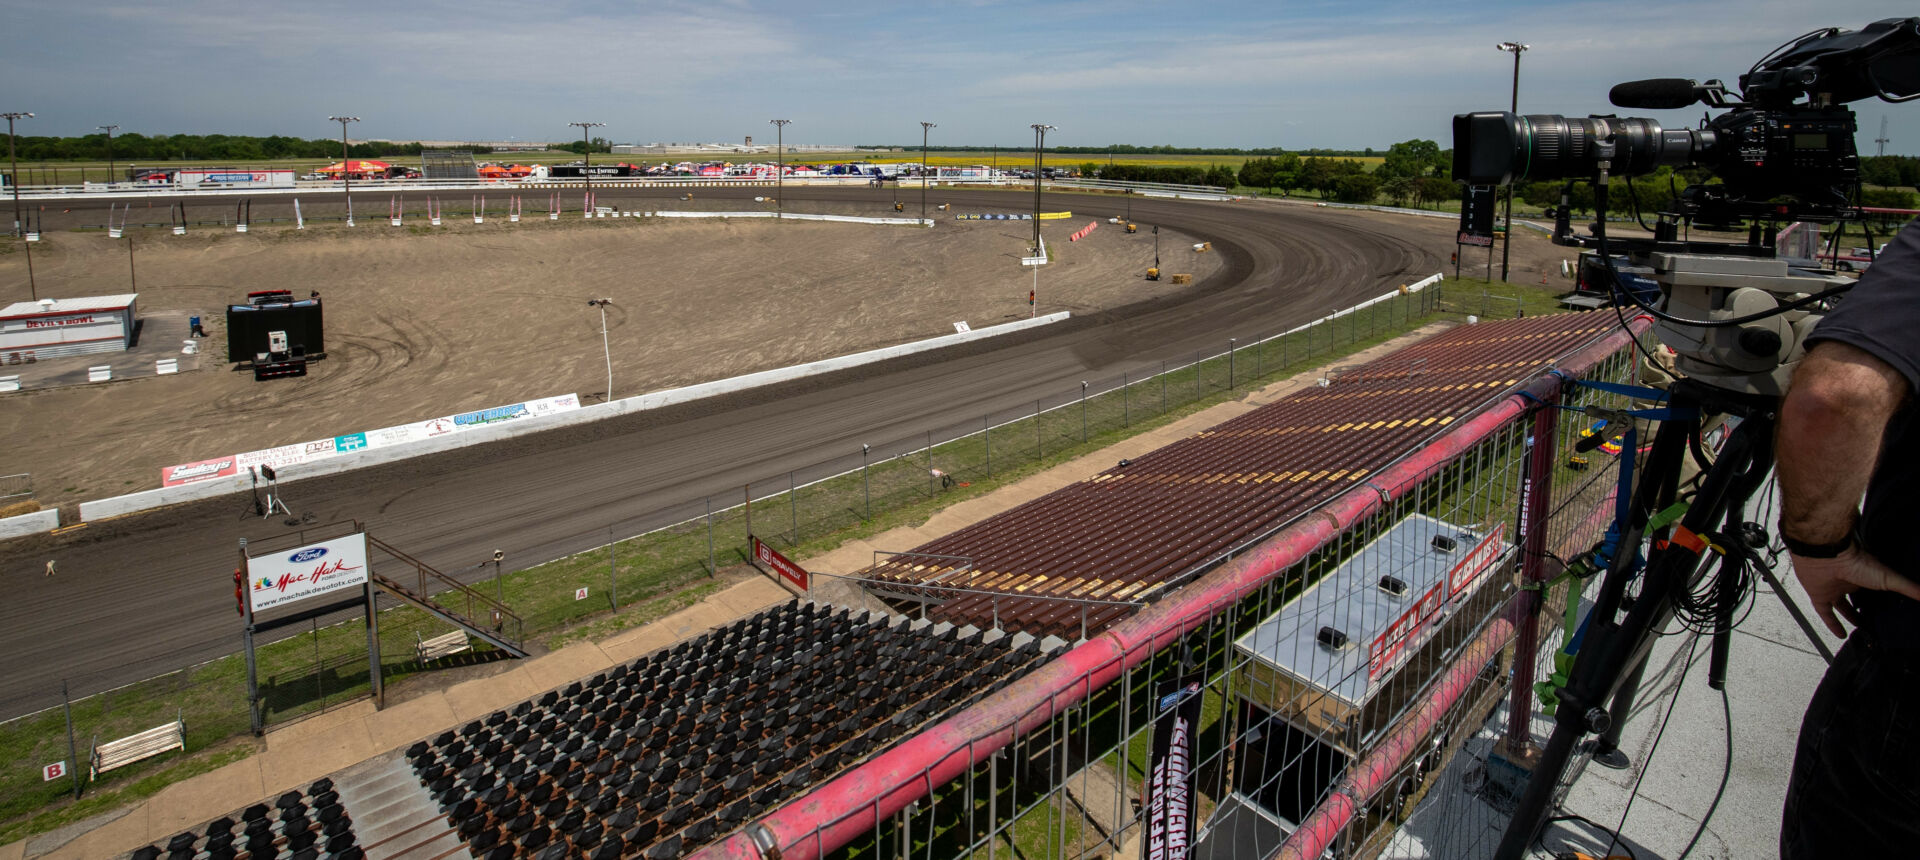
[{"xmin": 1453, "ymin": 112, "xmax": 1706, "ymax": 185}]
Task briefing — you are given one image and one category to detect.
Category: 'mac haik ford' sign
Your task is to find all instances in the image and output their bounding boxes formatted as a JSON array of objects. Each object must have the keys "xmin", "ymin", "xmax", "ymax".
[{"xmin": 246, "ymin": 532, "xmax": 370, "ymax": 614}]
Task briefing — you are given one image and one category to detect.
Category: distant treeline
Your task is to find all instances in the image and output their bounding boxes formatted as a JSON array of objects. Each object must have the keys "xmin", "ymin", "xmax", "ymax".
[{"xmin": 868, "ymin": 144, "xmax": 1379, "ymax": 158}]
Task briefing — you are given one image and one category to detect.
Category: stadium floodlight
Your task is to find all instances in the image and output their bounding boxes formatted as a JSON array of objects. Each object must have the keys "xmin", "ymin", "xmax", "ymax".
[
  {"xmin": 570, "ymin": 122, "xmax": 606, "ymax": 197},
  {"xmin": 770, "ymin": 120, "xmax": 792, "ymax": 218},
  {"xmin": 587, "ymin": 298, "xmax": 615, "ymax": 401},
  {"xmin": 1494, "ymin": 42, "xmax": 1529, "ymax": 281},
  {"xmin": 98, "ymin": 125, "xmax": 119, "ymax": 184},
  {"xmin": 920, "ymin": 122, "xmax": 936, "ymax": 223},
  {"xmin": 328, "ymin": 116, "xmax": 361, "ymax": 226},
  {"xmin": 1029, "ymin": 124, "xmax": 1055, "ymax": 254}
]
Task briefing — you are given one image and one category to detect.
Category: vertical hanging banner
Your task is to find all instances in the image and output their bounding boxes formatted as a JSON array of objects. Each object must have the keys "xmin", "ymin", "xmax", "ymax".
[
  {"xmin": 1142, "ymin": 674, "xmax": 1203, "ymax": 860},
  {"xmin": 750, "ymin": 534, "xmax": 809, "ymax": 592}
]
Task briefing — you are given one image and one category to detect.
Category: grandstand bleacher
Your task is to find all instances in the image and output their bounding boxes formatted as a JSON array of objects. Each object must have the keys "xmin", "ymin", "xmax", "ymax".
[
  {"xmin": 421, "ymin": 151, "xmax": 479, "ymax": 181},
  {"xmin": 123, "ymin": 600, "xmax": 1057, "ymax": 860},
  {"xmin": 859, "ymin": 312, "xmax": 1620, "ymax": 638}
]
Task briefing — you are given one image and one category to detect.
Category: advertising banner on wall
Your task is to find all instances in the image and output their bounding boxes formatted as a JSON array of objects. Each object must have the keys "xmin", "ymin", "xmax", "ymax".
[
  {"xmin": 161, "ymin": 455, "xmax": 240, "ymax": 487},
  {"xmin": 246, "ymin": 531, "xmax": 370, "ymax": 614}
]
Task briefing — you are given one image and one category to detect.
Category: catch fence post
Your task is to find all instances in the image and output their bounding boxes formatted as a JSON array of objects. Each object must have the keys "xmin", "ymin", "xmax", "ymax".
[
  {"xmin": 1123, "ymin": 371, "xmax": 1130, "ymax": 426},
  {"xmin": 706, "ymin": 497, "xmax": 716, "ymax": 575},
  {"xmin": 984, "ymin": 418, "xmax": 992, "ymax": 477},
  {"xmin": 607, "ymin": 525, "xmax": 618, "ymax": 610},
  {"xmin": 789, "ymin": 470, "xmax": 797, "ymax": 546},
  {"xmin": 1229, "ymin": 338, "xmax": 1236, "ymax": 389}
]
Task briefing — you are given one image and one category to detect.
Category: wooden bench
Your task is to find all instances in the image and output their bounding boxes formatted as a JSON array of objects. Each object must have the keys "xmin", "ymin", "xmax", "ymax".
[
  {"xmin": 91, "ymin": 715, "xmax": 185, "ymax": 780},
  {"xmin": 416, "ymin": 630, "xmax": 471, "ymax": 664}
]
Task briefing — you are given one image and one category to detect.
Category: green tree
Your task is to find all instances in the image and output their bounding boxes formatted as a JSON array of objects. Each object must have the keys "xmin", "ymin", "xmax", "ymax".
[
  {"xmin": 1332, "ymin": 173, "xmax": 1380, "ymax": 203},
  {"xmin": 1270, "ymin": 152, "xmax": 1301, "ymax": 195},
  {"xmin": 1300, "ymin": 157, "xmax": 1337, "ymax": 196},
  {"xmin": 1238, "ymin": 157, "xmax": 1276, "ymax": 191},
  {"xmin": 1377, "ymin": 139, "xmax": 1442, "ymax": 181},
  {"xmin": 1204, "ymin": 163, "xmax": 1237, "ymax": 189}
]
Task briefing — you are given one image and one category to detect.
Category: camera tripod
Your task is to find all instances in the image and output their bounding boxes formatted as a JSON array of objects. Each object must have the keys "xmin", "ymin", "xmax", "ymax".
[{"xmin": 1492, "ymin": 376, "xmax": 1832, "ymax": 858}]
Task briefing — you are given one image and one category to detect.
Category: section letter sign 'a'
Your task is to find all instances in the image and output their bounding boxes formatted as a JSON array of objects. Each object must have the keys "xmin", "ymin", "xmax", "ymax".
[{"xmin": 246, "ymin": 532, "xmax": 371, "ymax": 614}]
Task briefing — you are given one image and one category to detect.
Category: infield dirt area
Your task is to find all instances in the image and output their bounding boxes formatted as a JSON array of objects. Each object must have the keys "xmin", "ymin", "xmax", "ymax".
[
  {"xmin": 0, "ymin": 196, "xmax": 1577, "ymax": 511},
  {"xmin": 0, "ymin": 203, "xmax": 1229, "ymax": 507}
]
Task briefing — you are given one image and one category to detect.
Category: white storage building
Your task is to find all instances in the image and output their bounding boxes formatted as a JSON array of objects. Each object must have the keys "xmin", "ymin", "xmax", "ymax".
[{"xmin": 0, "ymin": 294, "xmax": 139, "ymax": 362}]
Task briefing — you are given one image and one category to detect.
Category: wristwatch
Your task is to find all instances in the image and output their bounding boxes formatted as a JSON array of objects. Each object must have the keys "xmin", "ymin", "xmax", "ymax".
[{"xmin": 1779, "ymin": 525, "xmax": 1856, "ymax": 559}]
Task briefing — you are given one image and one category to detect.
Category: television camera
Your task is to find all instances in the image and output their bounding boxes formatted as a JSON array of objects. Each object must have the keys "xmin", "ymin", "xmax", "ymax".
[
  {"xmin": 1448, "ymin": 20, "xmax": 1920, "ymax": 859},
  {"xmin": 1455, "ymin": 17, "xmax": 1919, "ymax": 395}
]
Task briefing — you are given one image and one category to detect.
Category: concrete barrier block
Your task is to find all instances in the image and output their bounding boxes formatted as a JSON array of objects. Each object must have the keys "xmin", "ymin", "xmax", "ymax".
[
  {"xmin": 0, "ymin": 508, "xmax": 59, "ymax": 540},
  {"xmin": 156, "ymin": 359, "xmax": 178, "ymax": 375},
  {"xmin": 88, "ymin": 366, "xmax": 112, "ymax": 382},
  {"xmin": 0, "ymin": 375, "xmax": 18, "ymax": 392}
]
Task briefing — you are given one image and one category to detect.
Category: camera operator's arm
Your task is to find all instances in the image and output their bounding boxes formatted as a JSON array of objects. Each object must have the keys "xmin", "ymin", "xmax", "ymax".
[{"xmin": 1777, "ymin": 341, "xmax": 1920, "ymax": 637}]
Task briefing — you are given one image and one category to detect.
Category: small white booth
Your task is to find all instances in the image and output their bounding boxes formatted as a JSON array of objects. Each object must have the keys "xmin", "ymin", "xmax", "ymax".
[{"xmin": 0, "ymin": 294, "xmax": 139, "ymax": 363}]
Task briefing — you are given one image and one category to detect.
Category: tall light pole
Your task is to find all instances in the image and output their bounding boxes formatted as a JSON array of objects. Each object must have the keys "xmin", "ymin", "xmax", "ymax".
[
  {"xmin": 920, "ymin": 121, "xmax": 935, "ymax": 223},
  {"xmin": 570, "ymin": 121, "xmax": 605, "ymax": 201},
  {"xmin": 587, "ymin": 298, "xmax": 614, "ymax": 402},
  {"xmin": 98, "ymin": 125, "xmax": 118, "ymax": 185},
  {"xmin": 5, "ymin": 112, "xmax": 30, "ymax": 238},
  {"xmin": 770, "ymin": 119, "xmax": 791, "ymax": 219},
  {"xmin": 5, "ymin": 111, "xmax": 35, "ymax": 299},
  {"xmin": 328, "ymin": 115, "xmax": 360, "ymax": 226},
  {"xmin": 1030, "ymin": 124, "xmax": 1054, "ymax": 255},
  {"xmin": 1496, "ymin": 42, "xmax": 1528, "ymax": 282}
]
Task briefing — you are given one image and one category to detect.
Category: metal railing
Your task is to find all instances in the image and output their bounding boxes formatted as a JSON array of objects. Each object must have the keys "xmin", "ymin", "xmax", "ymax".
[{"xmin": 690, "ymin": 317, "xmax": 1644, "ymax": 860}]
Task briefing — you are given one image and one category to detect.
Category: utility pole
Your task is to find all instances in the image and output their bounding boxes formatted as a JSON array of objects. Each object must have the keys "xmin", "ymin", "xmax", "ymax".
[
  {"xmin": 5, "ymin": 111, "xmax": 35, "ymax": 299},
  {"xmin": 570, "ymin": 121, "xmax": 605, "ymax": 201},
  {"xmin": 770, "ymin": 119, "xmax": 791, "ymax": 218},
  {"xmin": 1030, "ymin": 124, "xmax": 1054, "ymax": 254},
  {"xmin": 328, "ymin": 115, "xmax": 360, "ymax": 226},
  {"xmin": 1495, "ymin": 42, "xmax": 1528, "ymax": 282},
  {"xmin": 98, "ymin": 125, "xmax": 118, "ymax": 184},
  {"xmin": 920, "ymin": 121, "xmax": 936, "ymax": 223},
  {"xmin": 4, "ymin": 111, "xmax": 31, "ymax": 238}
]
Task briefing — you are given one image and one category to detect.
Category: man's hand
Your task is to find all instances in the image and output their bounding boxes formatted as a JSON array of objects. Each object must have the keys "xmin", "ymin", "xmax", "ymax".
[{"xmin": 1792, "ymin": 545, "xmax": 1920, "ymax": 638}]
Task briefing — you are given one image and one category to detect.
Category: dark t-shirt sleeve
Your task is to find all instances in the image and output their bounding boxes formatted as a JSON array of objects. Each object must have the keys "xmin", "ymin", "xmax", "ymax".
[{"xmin": 1807, "ymin": 221, "xmax": 1920, "ymax": 394}]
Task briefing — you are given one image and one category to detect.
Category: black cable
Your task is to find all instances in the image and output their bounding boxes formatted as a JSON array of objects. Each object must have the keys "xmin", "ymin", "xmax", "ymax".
[
  {"xmin": 1604, "ymin": 634, "xmax": 1703, "ymax": 858},
  {"xmin": 1677, "ymin": 685, "xmax": 1734, "ymax": 858}
]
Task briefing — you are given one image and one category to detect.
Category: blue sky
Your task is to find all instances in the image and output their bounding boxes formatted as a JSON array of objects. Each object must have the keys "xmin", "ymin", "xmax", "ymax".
[{"xmin": 5, "ymin": 1, "xmax": 1917, "ymax": 154}]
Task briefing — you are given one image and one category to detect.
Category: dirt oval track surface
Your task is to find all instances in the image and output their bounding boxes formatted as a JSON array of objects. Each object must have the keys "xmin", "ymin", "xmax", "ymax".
[{"xmin": 0, "ymin": 187, "xmax": 1450, "ymax": 718}]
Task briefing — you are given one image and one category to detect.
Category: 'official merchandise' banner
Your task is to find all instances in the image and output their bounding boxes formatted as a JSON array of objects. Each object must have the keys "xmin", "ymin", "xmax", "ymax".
[
  {"xmin": 1141, "ymin": 674, "xmax": 1203, "ymax": 860},
  {"xmin": 246, "ymin": 531, "xmax": 369, "ymax": 614}
]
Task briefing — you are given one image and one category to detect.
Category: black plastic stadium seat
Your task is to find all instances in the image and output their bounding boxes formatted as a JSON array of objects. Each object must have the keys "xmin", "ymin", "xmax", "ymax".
[
  {"xmin": 591, "ymin": 836, "xmax": 627, "ymax": 860},
  {"xmin": 325, "ymin": 831, "xmax": 356, "ymax": 854},
  {"xmin": 130, "ymin": 847, "xmax": 161, "ymax": 860},
  {"xmin": 165, "ymin": 832, "xmax": 197, "ymax": 853},
  {"xmin": 536, "ymin": 843, "xmax": 570, "ymax": 860},
  {"xmin": 646, "ymin": 833, "xmax": 684, "ymax": 858}
]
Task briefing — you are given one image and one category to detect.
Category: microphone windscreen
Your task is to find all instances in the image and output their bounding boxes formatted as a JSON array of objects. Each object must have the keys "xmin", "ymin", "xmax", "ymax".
[{"xmin": 1609, "ymin": 78, "xmax": 1699, "ymax": 110}]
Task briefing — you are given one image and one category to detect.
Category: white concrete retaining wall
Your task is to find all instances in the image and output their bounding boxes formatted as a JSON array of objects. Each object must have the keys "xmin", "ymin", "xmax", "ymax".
[
  {"xmin": 78, "ymin": 312, "xmax": 1072, "ymax": 521},
  {"xmin": 648, "ymin": 211, "xmax": 928, "ymax": 226},
  {"xmin": 0, "ymin": 508, "xmax": 59, "ymax": 540}
]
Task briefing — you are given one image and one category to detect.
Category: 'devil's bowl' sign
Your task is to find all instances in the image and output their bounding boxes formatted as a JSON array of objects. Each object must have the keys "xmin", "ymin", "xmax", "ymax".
[{"xmin": 246, "ymin": 532, "xmax": 370, "ymax": 614}]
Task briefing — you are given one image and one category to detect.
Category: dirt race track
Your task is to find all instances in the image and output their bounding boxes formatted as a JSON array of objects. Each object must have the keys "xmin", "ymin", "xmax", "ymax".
[
  {"xmin": 0, "ymin": 186, "xmax": 1576, "ymax": 717},
  {"xmin": 2, "ymin": 197, "xmax": 1220, "ymax": 506}
]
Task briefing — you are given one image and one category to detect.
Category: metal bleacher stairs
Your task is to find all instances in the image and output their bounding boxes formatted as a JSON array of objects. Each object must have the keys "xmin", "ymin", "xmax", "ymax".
[
  {"xmin": 367, "ymin": 535, "xmax": 528, "ymax": 660},
  {"xmin": 420, "ymin": 150, "xmax": 479, "ymax": 181}
]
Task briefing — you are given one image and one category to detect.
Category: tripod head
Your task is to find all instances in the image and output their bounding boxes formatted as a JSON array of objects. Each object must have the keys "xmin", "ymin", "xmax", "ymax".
[{"xmin": 1646, "ymin": 253, "xmax": 1849, "ymax": 396}]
